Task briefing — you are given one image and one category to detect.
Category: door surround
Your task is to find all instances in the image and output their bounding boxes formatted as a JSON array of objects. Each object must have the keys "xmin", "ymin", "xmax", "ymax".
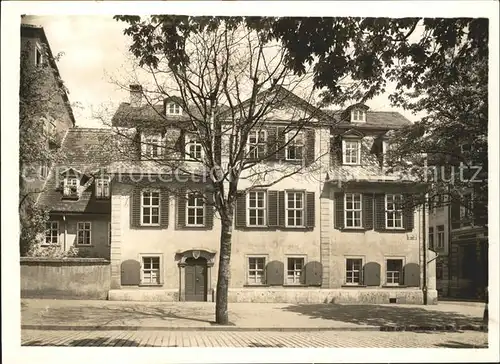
[{"xmin": 177, "ymin": 249, "xmax": 216, "ymax": 302}]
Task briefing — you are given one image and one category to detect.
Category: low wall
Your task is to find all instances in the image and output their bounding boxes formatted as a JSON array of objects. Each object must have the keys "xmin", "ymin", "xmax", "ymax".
[{"xmin": 21, "ymin": 258, "xmax": 111, "ymax": 299}]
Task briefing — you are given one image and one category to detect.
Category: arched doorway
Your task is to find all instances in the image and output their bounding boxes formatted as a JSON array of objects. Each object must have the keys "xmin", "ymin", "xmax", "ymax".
[{"xmin": 184, "ymin": 257, "xmax": 208, "ymax": 302}]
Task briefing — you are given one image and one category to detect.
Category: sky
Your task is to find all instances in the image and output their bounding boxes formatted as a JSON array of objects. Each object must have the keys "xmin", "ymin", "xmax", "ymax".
[{"xmin": 23, "ymin": 14, "xmax": 422, "ymax": 128}]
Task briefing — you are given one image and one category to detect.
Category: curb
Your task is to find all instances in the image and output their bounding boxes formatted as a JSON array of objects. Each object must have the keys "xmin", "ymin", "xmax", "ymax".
[{"xmin": 21, "ymin": 324, "xmax": 488, "ymax": 332}]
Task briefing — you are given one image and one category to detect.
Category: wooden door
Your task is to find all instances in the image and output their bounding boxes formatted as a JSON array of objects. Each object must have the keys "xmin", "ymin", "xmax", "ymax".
[{"xmin": 185, "ymin": 258, "xmax": 207, "ymax": 301}]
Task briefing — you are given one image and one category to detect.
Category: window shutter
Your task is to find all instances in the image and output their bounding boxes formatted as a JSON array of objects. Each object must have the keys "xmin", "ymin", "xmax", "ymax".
[
  {"xmin": 334, "ymin": 192, "xmax": 344, "ymax": 229},
  {"xmin": 176, "ymin": 188, "xmax": 187, "ymax": 229},
  {"xmin": 403, "ymin": 194, "xmax": 415, "ymax": 231},
  {"xmin": 332, "ymin": 135, "xmax": 343, "ymax": 165},
  {"xmin": 205, "ymin": 192, "xmax": 214, "ymax": 229},
  {"xmin": 120, "ymin": 259, "xmax": 141, "ymax": 286},
  {"xmin": 278, "ymin": 191, "xmax": 285, "ymax": 227},
  {"xmin": 403, "ymin": 263, "xmax": 420, "ymax": 287},
  {"xmin": 265, "ymin": 260, "xmax": 284, "ymax": 286},
  {"xmin": 363, "ymin": 194, "xmax": 374, "ymax": 230},
  {"xmin": 266, "ymin": 126, "xmax": 277, "ymax": 161},
  {"xmin": 474, "ymin": 201, "xmax": 487, "ymax": 227},
  {"xmin": 234, "ymin": 191, "xmax": 246, "ymax": 228},
  {"xmin": 304, "ymin": 261, "xmax": 322, "ymax": 286},
  {"xmin": 374, "ymin": 194, "xmax": 386, "ymax": 231},
  {"xmin": 134, "ymin": 132, "xmax": 142, "ymax": 160},
  {"xmin": 276, "ymin": 127, "xmax": 286, "ymax": 161},
  {"xmin": 160, "ymin": 189, "xmax": 169, "ymax": 228},
  {"xmin": 175, "ymin": 129, "xmax": 186, "ymax": 159},
  {"xmin": 306, "ymin": 191, "xmax": 315, "ymax": 228},
  {"xmin": 130, "ymin": 187, "xmax": 141, "ymax": 228},
  {"xmin": 363, "ymin": 262, "xmax": 381, "ymax": 286},
  {"xmin": 268, "ymin": 190, "xmax": 279, "ymax": 227},
  {"xmin": 305, "ymin": 129, "xmax": 315, "ymax": 166},
  {"xmin": 450, "ymin": 198, "xmax": 461, "ymax": 229}
]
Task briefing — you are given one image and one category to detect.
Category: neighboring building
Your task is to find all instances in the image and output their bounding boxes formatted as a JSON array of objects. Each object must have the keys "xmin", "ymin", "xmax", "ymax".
[{"xmin": 20, "ymin": 23, "xmax": 75, "ymax": 197}]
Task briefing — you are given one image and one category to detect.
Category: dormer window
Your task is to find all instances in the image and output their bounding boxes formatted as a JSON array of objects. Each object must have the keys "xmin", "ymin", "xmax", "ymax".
[
  {"xmin": 166, "ymin": 103, "xmax": 182, "ymax": 115},
  {"xmin": 95, "ymin": 177, "xmax": 110, "ymax": 199},
  {"xmin": 342, "ymin": 139, "xmax": 361, "ymax": 165},
  {"xmin": 351, "ymin": 109, "xmax": 366, "ymax": 123},
  {"xmin": 63, "ymin": 177, "xmax": 79, "ymax": 196}
]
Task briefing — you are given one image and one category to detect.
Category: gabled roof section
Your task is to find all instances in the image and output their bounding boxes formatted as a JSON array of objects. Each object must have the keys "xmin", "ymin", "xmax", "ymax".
[
  {"xmin": 21, "ymin": 24, "xmax": 76, "ymax": 127},
  {"xmin": 323, "ymin": 109, "xmax": 411, "ymax": 129}
]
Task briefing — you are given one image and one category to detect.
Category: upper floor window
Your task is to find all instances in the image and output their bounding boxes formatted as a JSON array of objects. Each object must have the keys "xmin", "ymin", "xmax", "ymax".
[
  {"xmin": 185, "ymin": 135, "xmax": 204, "ymax": 160},
  {"xmin": 35, "ymin": 42, "xmax": 44, "ymax": 66},
  {"xmin": 351, "ymin": 109, "xmax": 366, "ymax": 122},
  {"xmin": 285, "ymin": 131, "xmax": 304, "ymax": 161},
  {"xmin": 247, "ymin": 191, "xmax": 267, "ymax": 227},
  {"xmin": 166, "ymin": 103, "xmax": 182, "ymax": 115},
  {"xmin": 141, "ymin": 189, "xmax": 160, "ymax": 226},
  {"xmin": 385, "ymin": 194, "xmax": 403, "ymax": 229},
  {"xmin": 285, "ymin": 191, "xmax": 305, "ymax": 227},
  {"xmin": 95, "ymin": 177, "xmax": 110, "ymax": 199},
  {"xmin": 186, "ymin": 193, "xmax": 205, "ymax": 227},
  {"xmin": 342, "ymin": 140, "xmax": 361, "ymax": 165},
  {"xmin": 437, "ymin": 225, "xmax": 445, "ymax": 249},
  {"xmin": 143, "ymin": 134, "xmax": 162, "ymax": 159},
  {"xmin": 344, "ymin": 193, "xmax": 362, "ymax": 228},
  {"xmin": 428, "ymin": 227, "xmax": 434, "ymax": 250},
  {"xmin": 63, "ymin": 177, "xmax": 79, "ymax": 196},
  {"xmin": 247, "ymin": 130, "xmax": 268, "ymax": 160}
]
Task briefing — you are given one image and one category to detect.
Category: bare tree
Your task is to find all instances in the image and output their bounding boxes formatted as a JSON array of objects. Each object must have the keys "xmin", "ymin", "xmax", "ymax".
[{"xmin": 105, "ymin": 21, "xmax": 329, "ymax": 324}]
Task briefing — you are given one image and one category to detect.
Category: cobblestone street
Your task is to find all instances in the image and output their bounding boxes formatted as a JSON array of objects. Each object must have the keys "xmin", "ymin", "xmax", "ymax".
[{"xmin": 22, "ymin": 329, "xmax": 488, "ymax": 348}]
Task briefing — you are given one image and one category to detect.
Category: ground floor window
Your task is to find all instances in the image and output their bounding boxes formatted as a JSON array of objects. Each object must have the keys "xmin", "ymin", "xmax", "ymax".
[
  {"xmin": 141, "ymin": 256, "xmax": 161, "ymax": 285},
  {"xmin": 345, "ymin": 258, "xmax": 362, "ymax": 285},
  {"xmin": 385, "ymin": 259, "xmax": 403, "ymax": 285},
  {"xmin": 76, "ymin": 222, "xmax": 91, "ymax": 245},
  {"xmin": 45, "ymin": 221, "xmax": 59, "ymax": 245},
  {"xmin": 286, "ymin": 256, "xmax": 305, "ymax": 284},
  {"xmin": 247, "ymin": 256, "xmax": 266, "ymax": 285}
]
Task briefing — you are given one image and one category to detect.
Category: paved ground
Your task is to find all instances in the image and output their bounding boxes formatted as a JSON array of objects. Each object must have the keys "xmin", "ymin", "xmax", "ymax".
[
  {"xmin": 21, "ymin": 299, "xmax": 486, "ymax": 330},
  {"xmin": 21, "ymin": 329, "xmax": 488, "ymax": 348}
]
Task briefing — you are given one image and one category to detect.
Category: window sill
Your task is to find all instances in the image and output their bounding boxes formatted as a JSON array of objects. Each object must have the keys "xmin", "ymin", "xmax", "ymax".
[
  {"xmin": 341, "ymin": 284, "xmax": 367, "ymax": 288},
  {"xmin": 75, "ymin": 244, "xmax": 94, "ymax": 247},
  {"xmin": 40, "ymin": 244, "xmax": 60, "ymax": 247},
  {"xmin": 341, "ymin": 227, "xmax": 366, "ymax": 232},
  {"xmin": 243, "ymin": 284, "xmax": 270, "ymax": 288},
  {"xmin": 139, "ymin": 284, "xmax": 163, "ymax": 288},
  {"xmin": 382, "ymin": 285, "xmax": 408, "ymax": 288},
  {"xmin": 283, "ymin": 284, "xmax": 314, "ymax": 288}
]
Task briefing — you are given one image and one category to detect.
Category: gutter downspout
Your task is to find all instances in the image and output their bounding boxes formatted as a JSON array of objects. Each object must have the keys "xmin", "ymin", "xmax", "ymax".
[
  {"xmin": 62, "ymin": 214, "xmax": 67, "ymax": 251},
  {"xmin": 422, "ymin": 195, "xmax": 428, "ymax": 305}
]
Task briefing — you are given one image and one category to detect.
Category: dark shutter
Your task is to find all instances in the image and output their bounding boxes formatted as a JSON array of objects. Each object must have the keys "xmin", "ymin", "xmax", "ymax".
[
  {"xmin": 130, "ymin": 187, "xmax": 141, "ymax": 228},
  {"xmin": 374, "ymin": 194, "xmax": 386, "ymax": 231},
  {"xmin": 234, "ymin": 191, "xmax": 246, "ymax": 228},
  {"xmin": 276, "ymin": 127, "xmax": 286, "ymax": 160},
  {"xmin": 268, "ymin": 190, "xmax": 278, "ymax": 227},
  {"xmin": 474, "ymin": 201, "xmax": 488, "ymax": 227},
  {"xmin": 403, "ymin": 194, "xmax": 415, "ymax": 231},
  {"xmin": 334, "ymin": 192, "xmax": 344, "ymax": 229},
  {"xmin": 304, "ymin": 261, "xmax": 322, "ymax": 286},
  {"xmin": 332, "ymin": 135, "xmax": 343, "ymax": 165},
  {"xmin": 265, "ymin": 260, "xmax": 284, "ymax": 286},
  {"xmin": 160, "ymin": 188, "xmax": 169, "ymax": 228},
  {"xmin": 450, "ymin": 198, "xmax": 461, "ymax": 229},
  {"xmin": 363, "ymin": 262, "xmax": 381, "ymax": 286},
  {"xmin": 175, "ymin": 129, "xmax": 186, "ymax": 159},
  {"xmin": 403, "ymin": 263, "xmax": 420, "ymax": 287},
  {"xmin": 176, "ymin": 188, "xmax": 187, "ymax": 229},
  {"xmin": 306, "ymin": 192, "xmax": 315, "ymax": 228},
  {"xmin": 305, "ymin": 129, "xmax": 315, "ymax": 166},
  {"xmin": 121, "ymin": 259, "xmax": 141, "ymax": 285},
  {"xmin": 134, "ymin": 131, "xmax": 142, "ymax": 160},
  {"xmin": 205, "ymin": 192, "xmax": 214, "ymax": 229},
  {"xmin": 363, "ymin": 194, "xmax": 374, "ymax": 230},
  {"xmin": 278, "ymin": 191, "xmax": 285, "ymax": 227},
  {"xmin": 266, "ymin": 126, "xmax": 277, "ymax": 161}
]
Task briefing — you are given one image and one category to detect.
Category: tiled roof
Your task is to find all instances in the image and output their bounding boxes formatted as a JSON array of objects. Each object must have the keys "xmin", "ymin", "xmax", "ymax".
[
  {"xmin": 323, "ymin": 109, "xmax": 411, "ymax": 129},
  {"xmin": 38, "ymin": 128, "xmax": 113, "ymax": 213}
]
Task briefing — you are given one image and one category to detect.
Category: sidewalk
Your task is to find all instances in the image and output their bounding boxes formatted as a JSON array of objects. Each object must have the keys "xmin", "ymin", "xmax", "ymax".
[{"xmin": 21, "ymin": 299, "xmax": 487, "ymax": 332}]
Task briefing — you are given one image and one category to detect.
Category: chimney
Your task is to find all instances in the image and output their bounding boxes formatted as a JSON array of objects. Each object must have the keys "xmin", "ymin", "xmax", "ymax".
[{"xmin": 129, "ymin": 84, "xmax": 142, "ymax": 107}]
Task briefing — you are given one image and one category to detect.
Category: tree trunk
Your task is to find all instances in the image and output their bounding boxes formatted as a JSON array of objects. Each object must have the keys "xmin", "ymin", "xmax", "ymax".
[{"xmin": 215, "ymin": 208, "xmax": 234, "ymax": 325}]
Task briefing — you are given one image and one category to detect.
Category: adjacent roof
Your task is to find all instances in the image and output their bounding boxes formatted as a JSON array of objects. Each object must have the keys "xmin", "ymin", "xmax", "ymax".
[
  {"xmin": 21, "ymin": 24, "xmax": 76, "ymax": 126},
  {"xmin": 323, "ymin": 109, "xmax": 412, "ymax": 129}
]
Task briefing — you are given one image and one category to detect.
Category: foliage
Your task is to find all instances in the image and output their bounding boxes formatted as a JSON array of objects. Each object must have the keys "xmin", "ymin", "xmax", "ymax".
[{"xmin": 20, "ymin": 199, "xmax": 49, "ymax": 256}]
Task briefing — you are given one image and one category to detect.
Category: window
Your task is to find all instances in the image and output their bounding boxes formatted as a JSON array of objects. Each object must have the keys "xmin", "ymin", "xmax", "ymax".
[
  {"xmin": 95, "ymin": 177, "xmax": 110, "ymax": 199},
  {"xmin": 285, "ymin": 131, "xmax": 304, "ymax": 161},
  {"xmin": 108, "ymin": 222, "xmax": 112, "ymax": 246},
  {"xmin": 63, "ymin": 177, "xmax": 79, "ymax": 196},
  {"xmin": 247, "ymin": 256, "xmax": 266, "ymax": 285},
  {"xmin": 437, "ymin": 225, "xmax": 445, "ymax": 249},
  {"xmin": 247, "ymin": 130, "xmax": 267, "ymax": 159},
  {"xmin": 342, "ymin": 140, "xmax": 361, "ymax": 164},
  {"xmin": 186, "ymin": 193, "xmax": 205, "ymax": 226},
  {"xmin": 386, "ymin": 194, "xmax": 403, "ymax": 229},
  {"xmin": 346, "ymin": 258, "xmax": 363, "ymax": 285},
  {"xmin": 286, "ymin": 257, "xmax": 305, "ymax": 285},
  {"xmin": 141, "ymin": 190, "xmax": 160, "ymax": 226},
  {"xmin": 285, "ymin": 191, "xmax": 305, "ymax": 227},
  {"xmin": 35, "ymin": 43, "xmax": 43, "ymax": 66},
  {"xmin": 185, "ymin": 136, "xmax": 203, "ymax": 160},
  {"xmin": 386, "ymin": 259, "xmax": 403, "ymax": 285},
  {"xmin": 247, "ymin": 191, "xmax": 267, "ymax": 227},
  {"xmin": 428, "ymin": 227, "xmax": 434, "ymax": 250},
  {"xmin": 40, "ymin": 162, "xmax": 49, "ymax": 179},
  {"xmin": 143, "ymin": 135, "xmax": 162, "ymax": 159},
  {"xmin": 461, "ymin": 192, "xmax": 474, "ymax": 225},
  {"xmin": 77, "ymin": 222, "xmax": 91, "ymax": 245},
  {"xmin": 44, "ymin": 221, "xmax": 59, "ymax": 245},
  {"xmin": 351, "ymin": 109, "xmax": 366, "ymax": 122},
  {"xmin": 166, "ymin": 103, "xmax": 182, "ymax": 115},
  {"xmin": 345, "ymin": 193, "xmax": 362, "ymax": 228},
  {"xmin": 141, "ymin": 256, "xmax": 161, "ymax": 285}
]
